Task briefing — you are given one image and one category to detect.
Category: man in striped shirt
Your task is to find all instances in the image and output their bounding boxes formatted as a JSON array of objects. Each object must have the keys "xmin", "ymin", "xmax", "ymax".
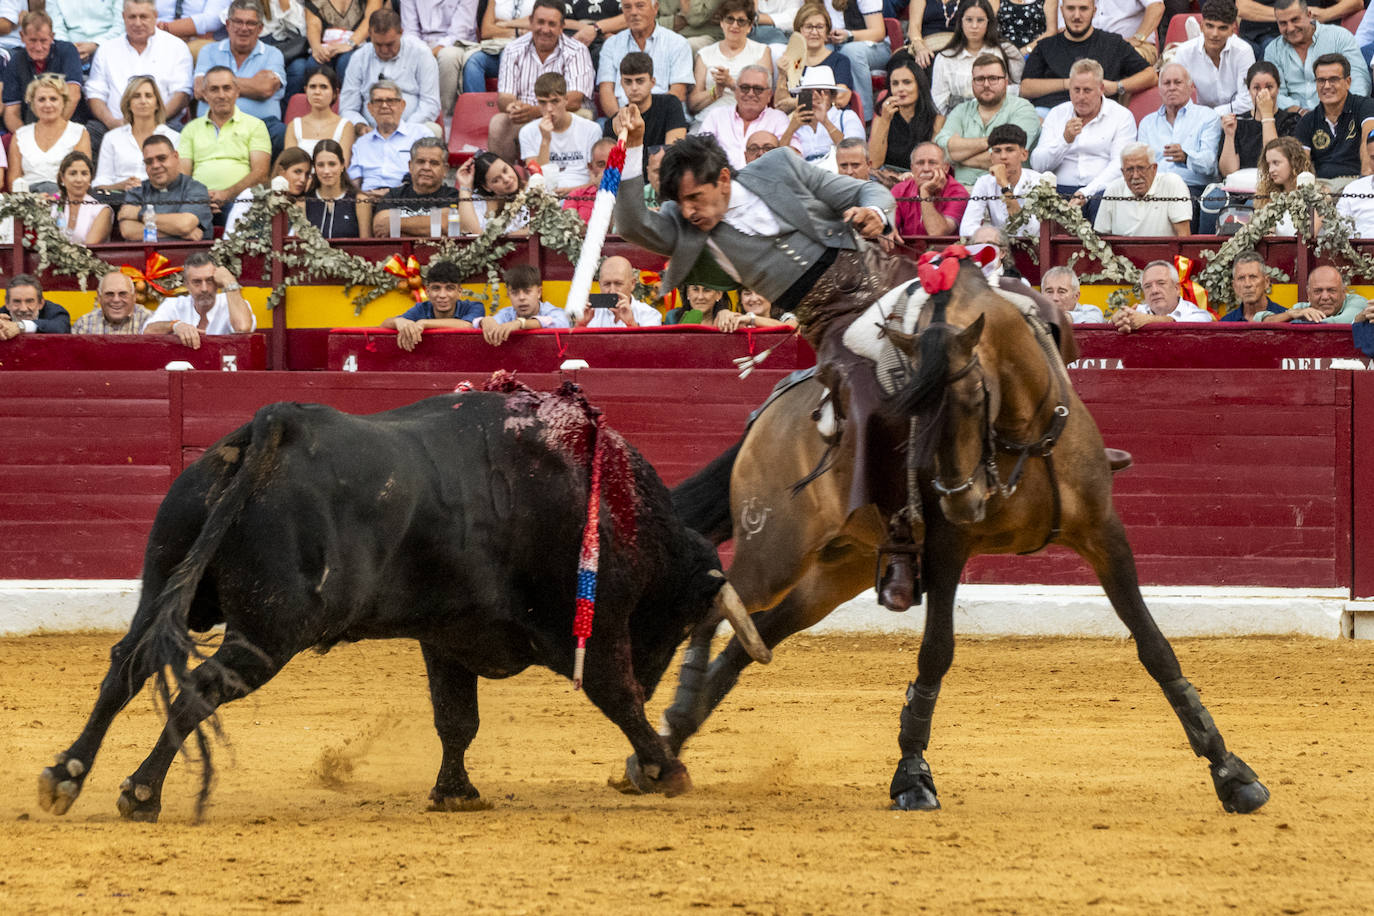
[
  {"xmin": 73, "ymin": 272, "xmax": 153, "ymax": 335},
  {"xmin": 485, "ymin": 0, "xmax": 594, "ymax": 162}
]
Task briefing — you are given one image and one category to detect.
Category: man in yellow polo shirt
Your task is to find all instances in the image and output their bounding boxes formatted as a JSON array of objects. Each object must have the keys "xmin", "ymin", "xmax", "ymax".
[{"xmin": 178, "ymin": 65, "xmax": 270, "ymax": 223}]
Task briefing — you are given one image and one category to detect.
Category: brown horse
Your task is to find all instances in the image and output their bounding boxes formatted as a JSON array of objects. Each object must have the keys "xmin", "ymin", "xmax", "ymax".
[{"xmin": 652, "ymin": 260, "xmax": 1271, "ymax": 814}]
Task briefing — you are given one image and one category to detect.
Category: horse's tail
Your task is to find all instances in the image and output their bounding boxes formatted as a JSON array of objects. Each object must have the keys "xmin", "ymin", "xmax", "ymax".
[{"xmin": 672, "ymin": 437, "xmax": 742, "ymax": 545}]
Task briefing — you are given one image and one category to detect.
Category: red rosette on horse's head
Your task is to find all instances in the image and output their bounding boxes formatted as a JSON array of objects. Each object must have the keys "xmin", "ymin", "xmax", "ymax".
[{"xmin": 916, "ymin": 244, "xmax": 994, "ymax": 294}]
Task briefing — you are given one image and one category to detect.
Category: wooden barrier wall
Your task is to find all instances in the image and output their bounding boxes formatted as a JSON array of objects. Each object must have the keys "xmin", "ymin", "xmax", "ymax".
[{"xmin": 1, "ymin": 362, "xmax": 1367, "ymax": 593}]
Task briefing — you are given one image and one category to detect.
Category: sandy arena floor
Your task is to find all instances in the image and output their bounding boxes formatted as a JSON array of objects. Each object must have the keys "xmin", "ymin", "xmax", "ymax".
[{"xmin": 2, "ymin": 632, "xmax": 1372, "ymax": 914}]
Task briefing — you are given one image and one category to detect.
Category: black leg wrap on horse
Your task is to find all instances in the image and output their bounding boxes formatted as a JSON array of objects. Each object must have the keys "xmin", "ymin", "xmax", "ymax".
[
  {"xmin": 1162, "ymin": 677, "xmax": 1225, "ymax": 760},
  {"xmin": 663, "ymin": 644, "xmax": 711, "ymax": 736},
  {"xmin": 898, "ymin": 682, "xmax": 939, "ymax": 757},
  {"xmin": 889, "ymin": 754, "xmax": 937, "ymax": 802},
  {"xmin": 1211, "ymin": 752, "xmax": 1270, "ymax": 813}
]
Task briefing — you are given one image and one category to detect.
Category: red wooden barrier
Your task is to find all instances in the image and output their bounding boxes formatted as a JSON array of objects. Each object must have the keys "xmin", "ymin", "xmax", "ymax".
[
  {"xmin": 0, "ymin": 334, "xmax": 268, "ymax": 371},
  {"xmin": 1073, "ymin": 323, "xmax": 1365, "ymax": 369}
]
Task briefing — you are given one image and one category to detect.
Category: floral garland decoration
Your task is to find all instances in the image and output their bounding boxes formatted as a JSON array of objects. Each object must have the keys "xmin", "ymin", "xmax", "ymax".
[{"xmin": 0, "ymin": 191, "xmax": 112, "ymax": 290}]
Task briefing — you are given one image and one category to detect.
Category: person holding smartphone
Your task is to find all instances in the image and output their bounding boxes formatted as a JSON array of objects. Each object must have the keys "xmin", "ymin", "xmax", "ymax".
[
  {"xmin": 575, "ymin": 256, "xmax": 665, "ymax": 327},
  {"xmin": 779, "ymin": 66, "xmax": 863, "ymax": 162}
]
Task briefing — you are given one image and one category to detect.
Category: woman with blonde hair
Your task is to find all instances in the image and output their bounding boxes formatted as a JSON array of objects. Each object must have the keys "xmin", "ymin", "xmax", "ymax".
[
  {"xmin": 93, "ymin": 76, "xmax": 180, "ymax": 195},
  {"xmin": 1255, "ymin": 137, "xmax": 1318, "ymax": 237},
  {"xmin": 776, "ymin": 1, "xmax": 855, "ymax": 112},
  {"xmin": 10, "ymin": 73, "xmax": 90, "ymax": 192}
]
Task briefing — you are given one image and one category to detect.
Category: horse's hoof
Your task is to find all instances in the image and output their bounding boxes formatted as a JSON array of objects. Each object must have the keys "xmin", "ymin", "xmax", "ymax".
[
  {"xmin": 115, "ymin": 778, "xmax": 160, "ymax": 823},
  {"xmin": 1221, "ymin": 779, "xmax": 1270, "ymax": 814},
  {"xmin": 38, "ymin": 755, "xmax": 87, "ymax": 815},
  {"xmin": 891, "ymin": 785, "xmax": 941, "ymax": 811},
  {"xmin": 428, "ymin": 789, "xmax": 492, "ymax": 812},
  {"xmin": 608, "ymin": 754, "xmax": 690, "ymax": 796}
]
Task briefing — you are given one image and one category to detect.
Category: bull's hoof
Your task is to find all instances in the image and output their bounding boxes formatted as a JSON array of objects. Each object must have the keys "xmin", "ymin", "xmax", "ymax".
[
  {"xmin": 428, "ymin": 788, "xmax": 492, "ymax": 812},
  {"xmin": 889, "ymin": 755, "xmax": 940, "ymax": 811},
  {"xmin": 1212, "ymin": 755, "xmax": 1270, "ymax": 814},
  {"xmin": 609, "ymin": 754, "xmax": 692, "ymax": 797},
  {"xmin": 115, "ymin": 778, "xmax": 160, "ymax": 823},
  {"xmin": 38, "ymin": 755, "xmax": 87, "ymax": 815}
]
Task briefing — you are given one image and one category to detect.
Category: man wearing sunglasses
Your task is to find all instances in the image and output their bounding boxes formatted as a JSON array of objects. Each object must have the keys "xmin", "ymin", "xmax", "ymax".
[{"xmin": 697, "ymin": 63, "xmax": 791, "ymax": 168}]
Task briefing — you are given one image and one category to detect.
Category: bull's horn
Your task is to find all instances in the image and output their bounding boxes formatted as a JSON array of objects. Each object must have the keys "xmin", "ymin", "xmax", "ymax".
[{"xmin": 713, "ymin": 582, "xmax": 772, "ymax": 664}]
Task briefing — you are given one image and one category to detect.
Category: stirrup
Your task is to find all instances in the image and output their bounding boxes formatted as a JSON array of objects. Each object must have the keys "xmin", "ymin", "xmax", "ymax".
[
  {"xmin": 1105, "ymin": 447, "xmax": 1133, "ymax": 473},
  {"xmin": 876, "ymin": 543, "xmax": 921, "ymax": 612}
]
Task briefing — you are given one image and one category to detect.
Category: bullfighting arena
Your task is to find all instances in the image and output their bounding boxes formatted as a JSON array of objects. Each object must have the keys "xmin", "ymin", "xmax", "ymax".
[{"xmin": 3, "ymin": 631, "xmax": 1372, "ymax": 914}]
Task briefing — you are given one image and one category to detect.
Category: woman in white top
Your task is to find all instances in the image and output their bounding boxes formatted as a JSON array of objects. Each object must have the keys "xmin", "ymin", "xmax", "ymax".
[
  {"xmin": 1256, "ymin": 137, "xmax": 1320, "ymax": 237},
  {"xmin": 224, "ymin": 147, "xmax": 313, "ymax": 236},
  {"xmin": 456, "ymin": 152, "xmax": 532, "ymax": 235},
  {"xmin": 10, "ymin": 74, "xmax": 91, "ymax": 192},
  {"xmin": 93, "ymin": 76, "xmax": 180, "ymax": 194},
  {"xmin": 778, "ymin": 70, "xmax": 863, "ymax": 161},
  {"xmin": 284, "ymin": 65, "xmax": 354, "ymax": 164},
  {"xmin": 54, "ymin": 151, "xmax": 113, "ymax": 245},
  {"xmin": 690, "ymin": 0, "xmax": 774, "ymax": 120},
  {"xmin": 930, "ymin": 0, "xmax": 1024, "ymax": 114}
]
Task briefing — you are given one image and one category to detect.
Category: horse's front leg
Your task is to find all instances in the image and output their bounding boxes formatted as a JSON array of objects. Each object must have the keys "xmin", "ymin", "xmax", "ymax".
[
  {"xmin": 890, "ymin": 526, "xmax": 968, "ymax": 811},
  {"xmin": 1075, "ymin": 512, "xmax": 1270, "ymax": 814}
]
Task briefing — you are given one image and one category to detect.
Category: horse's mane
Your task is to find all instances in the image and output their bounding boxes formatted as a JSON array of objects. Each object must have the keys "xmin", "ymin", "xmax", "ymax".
[{"xmin": 881, "ymin": 282, "xmax": 959, "ymax": 472}]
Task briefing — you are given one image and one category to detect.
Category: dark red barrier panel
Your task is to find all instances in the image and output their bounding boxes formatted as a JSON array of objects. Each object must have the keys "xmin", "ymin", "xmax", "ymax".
[
  {"xmin": 326, "ymin": 326, "xmax": 815, "ymax": 372},
  {"xmin": 1073, "ymin": 323, "xmax": 1365, "ymax": 369},
  {"xmin": 1352, "ymin": 373, "xmax": 1374, "ymax": 598},
  {"xmin": 0, "ymin": 333, "xmax": 267, "ymax": 371}
]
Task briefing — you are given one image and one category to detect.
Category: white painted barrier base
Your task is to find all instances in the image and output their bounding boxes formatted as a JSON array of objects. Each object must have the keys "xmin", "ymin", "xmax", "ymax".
[{"xmin": 0, "ymin": 581, "xmax": 1364, "ymax": 638}]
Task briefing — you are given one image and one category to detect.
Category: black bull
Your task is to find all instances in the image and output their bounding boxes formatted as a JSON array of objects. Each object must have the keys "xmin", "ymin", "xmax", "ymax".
[{"xmin": 37, "ymin": 382, "xmax": 769, "ymax": 822}]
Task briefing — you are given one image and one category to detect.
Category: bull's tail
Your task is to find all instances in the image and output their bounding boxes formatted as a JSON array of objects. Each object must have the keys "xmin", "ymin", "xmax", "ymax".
[
  {"xmin": 133, "ymin": 407, "xmax": 288, "ymax": 821},
  {"xmin": 672, "ymin": 437, "xmax": 741, "ymax": 546}
]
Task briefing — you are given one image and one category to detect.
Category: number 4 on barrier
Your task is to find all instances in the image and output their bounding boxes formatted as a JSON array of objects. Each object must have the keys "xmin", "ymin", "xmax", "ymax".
[{"xmin": 342, "ymin": 354, "xmax": 358, "ymax": 373}]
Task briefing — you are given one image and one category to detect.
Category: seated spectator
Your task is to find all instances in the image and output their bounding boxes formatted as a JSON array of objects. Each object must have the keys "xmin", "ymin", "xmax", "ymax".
[
  {"xmin": 1223, "ymin": 251, "xmax": 1286, "ymax": 321},
  {"xmin": 779, "ymin": 66, "xmax": 863, "ymax": 162},
  {"xmin": 224, "ymin": 146, "xmax": 312, "ymax": 234},
  {"xmin": 285, "ymin": 65, "xmax": 354, "ymax": 163},
  {"xmin": 1265, "ymin": 0, "xmax": 1368, "ymax": 112},
  {"xmin": 179, "ymin": 66, "xmax": 272, "ymax": 218},
  {"xmin": 563, "ymin": 137, "xmax": 615, "ymax": 221},
  {"xmin": 869, "ymin": 59, "xmax": 943, "ymax": 180},
  {"xmin": 1083, "ymin": 0, "xmax": 1165, "ymax": 61},
  {"xmin": 457, "ymin": 151, "xmax": 534, "ymax": 232},
  {"xmin": 813, "ymin": 0, "xmax": 885, "ymax": 124},
  {"xmin": 86, "ymin": 0, "xmax": 193, "ymax": 148},
  {"xmin": 303, "ymin": 0, "xmax": 382, "ymax": 86},
  {"xmin": 1094, "ymin": 142, "xmax": 1191, "ymax": 237},
  {"xmin": 475, "ymin": 264, "xmax": 570, "ymax": 345},
  {"xmin": 667, "ymin": 284, "xmax": 735, "ymax": 325},
  {"xmin": 485, "ymin": 0, "xmax": 594, "ymax": 164},
  {"xmin": 1110, "ymin": 259, "xmax": 1214, "ymax": 333},
  {"xmin": 1041, "ymin": 265, "xmax": 1107, "ymax": 323},
  {"xmin": 596, "ymin": 0, "xmax": 692, "ymax": 122},
  {"xmin": 690, "ymin": 0, "xmax": 774, "ymax": 122},
  {"xmin": 262, "ymin": 0, "xmax": 310, "ymax": 100},
  {"xmin": 959, "ymin": 123, "xmax": 1041, "ymax": 238},
  {"xmin": 603, "ymin": 52, "xmax": 687, "ymax": 159},
  {"xmin": 1137, "ymin": 63, "xmax": 1222, "ymax": 208},
  {"xmin": 372, "ymin": 136, "xmax": 462, "ymax": 236},
  {"xmin": 1335, "ymin": 133, "xmax": 1374, "ymax": 236},
  {"xmin": 658, "ymin": 0, "xmax": 724, "ymax": 48},
  {"xmin": 997, "ymin": 0, "xmax": 1054, "ymax": 56},
  {"xmin": 698, "ymin": 63, "xmax": 789, "ymax": 169},
  {"xmin": 74, "ymin": 271, "xmax": 153, "ymax": 334},
  {"xmin": 775, "ymin": 1, "xmax": 854, "ymax": 113},
  {"xmin": 303, "ymin": 138, "xmax": 368, "ymax": 237},
  {"xmin": 835, "ymin": 137, "xmax": 872, "ymax": 179},
  {"xmin": 1030, "ymin": 58, "xmax": 1137, "ymax": 221},
  {"xmin": 463, "ymin": 0, "xmax": 539, "ymax": 99},
  {"xmin": 9, "ymin": 74, "xmax": 91, "ymax": 192},
  {"xmin": 574, "ymin": 255, "xmax": 665, "ymax": 327},
  {"xmin": 398, "ymin": 0, "xmax": 481, "ymax": 120},
  {"xmin": 338, "ymin": 8, "xmax": 440, "ymax": 136},
  {"xmin": 519, "ymin": 73, "xmax": 604, "ymax": 190},
  {"xmin": 934, "ymin": 52, "xmax": 1042, "ymax": 187},
  {"xmin": 155, "ymin": 0, "xmax": 233, "ymax": 43},
  {"xmin": 379, "ymin": 259, "xmax": 485, "ymax": 351},
  {"xmin": 46, "ymin": 0, "xmax": 125, "ymax": 66},
  {"xmin": 1256, "ymin": 137, "xmax": 1318, "ymax": 235},
  {"xmin": 930, "ymin": 0, "xmax": 1023, "ymax": 116},
  {"xmin": 0, "ymin": 274, "xmax": 71, "ymax": 339},
  {"xmin": 716, "ymin": 285, "xmax": 797, "ymax": 330},
  {"xmin": 1019, "ymin": 0, "xmax": 1155, "ymax": 111},
  {"xmin": 1171, "ymin": 0, "xmax": 1254, "ymax": 116},
  {"xmin": 2, "ymin": 11, "xmax": 84, "ymax": 134},
  {"xmin": 563, "ymin": 0, "xmax": 628, "ymax": 71},
  {"xmin": 54, "ymin": 151, "xmax": 113, "ymax": 244},
  {"xmin": 906, "ymin": 0, "xmax": 960, "ymax": 69},
  {"xmin": 345, "ymin": 80, "xmax": 429, "ymax": 194},
  {"xmin": 117, "ymin": 135, "xmax": 214, "ymax": 241},
  {"xmin": 93, "ymin": 76, "xmax": 180, "ymax": 196},
  {"xmin": 145, "ymin": 252, "xmax": 257, "ymax": 348},
  {"xmin": 1218, "ymin": 61, "xmax": 1299, "ymax": 179},
  {"xmin": 751, "ymin": 0, "xmax": 797, "ymax": 47},
  {"xmin": 744, "ymin": 129, "xmax": 782, "ymax": 162},
  {"xmin": 194, "ymin": 0, "xmax": 287, "ymax": 153},
  {"xmin": 1294, "ymin": 54, "xmax": 1374, "ymax": 190},
  {"xmin": 893, "ymin": 141, "xmax": 970, "ymax": 236},
  {"xmin": 1260, "ymin": 263, "xmax": 1367, "ymax": 322}
]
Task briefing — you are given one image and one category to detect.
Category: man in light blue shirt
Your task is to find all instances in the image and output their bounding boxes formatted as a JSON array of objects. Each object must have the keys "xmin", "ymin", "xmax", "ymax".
[
  {"xmin": 155, "ymin": 0, "xmax": 229, "ymax": 40},
  {"xmin": 194, "ymin": 0, "xmax": 285, "ymax": 151},
  {"xmin": 339, "ymin": 6, "xmax": 440, "ymax": 133},
  {"xmin": 45, "ymin": 0, "xmax": 126, "ymax": 64},
  {"xmin": 1136, "ymin": 62, "xmax": 1222, "ymax": 202},
  {"xmin": 1264, "ymin": 0, "xmax": 1369, "ymax": 111},
  {"xmin": 595, "ymin": 0, "xmax": 691, "ymax": 120},
  {"xmin": 474, "ymin": 264, "xmax": 571, "ymax": 346},
  {"xmin": 347, "ymin": 79, "xmax": 430, "ymax": 193}
]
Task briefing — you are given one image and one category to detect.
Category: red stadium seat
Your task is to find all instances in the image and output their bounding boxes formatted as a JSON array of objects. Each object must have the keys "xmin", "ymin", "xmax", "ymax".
[
  {"xmin": 847, "ymin": 85, "xmax": 864, "ymax": 121},
  {"xmin": 283, "ymin": 93, "xmax": 339, "ymax": 123},
  {"xmin": 449, "ymin": 92, "xmax": 499, "ymax": 166},
  {"xmin": 486, "ymin": 77, "xmax": 498, "ymax": 91},
  {"xmin": 1128, "ymin": 85, "xmax": 1163, "ymax": 124},
  {"xmin": 1343, "ymin": 9, "xmax": 1365, "ymax": 33},
  {"xmin": 884, "ymin": 16, "xmax": 904, "ymax": 53},
  {"xmin": 1164, "ymin": 13, "xmax": 1201, "ymax": 46}
]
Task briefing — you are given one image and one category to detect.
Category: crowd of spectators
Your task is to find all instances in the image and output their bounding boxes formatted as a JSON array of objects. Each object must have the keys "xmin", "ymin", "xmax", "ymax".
[{"xmin": 7, "ymin": 0, "xmax": 1374, "ymax": 338}]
